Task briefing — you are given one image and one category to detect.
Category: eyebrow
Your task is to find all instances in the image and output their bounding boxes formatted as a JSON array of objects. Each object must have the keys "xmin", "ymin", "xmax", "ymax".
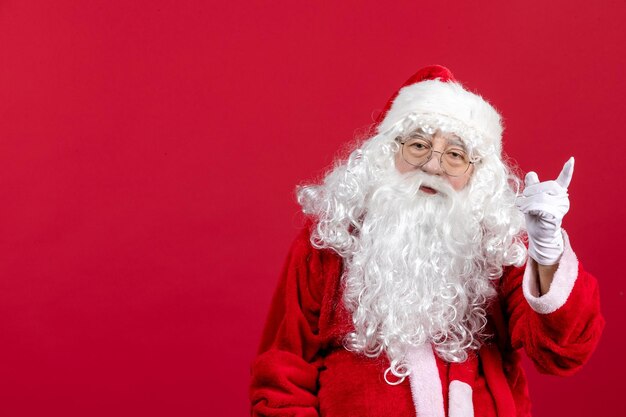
[
  {"xmin": 408, "ymin": 129, "xmax": 467, "ymax": 150},
  {"xmin": 446, "ymin": 136, "xmax": 465, "ymax": 148},
  {"xmin": 410, "ymin": 128, "xmax": 430, "ymax": 136}
]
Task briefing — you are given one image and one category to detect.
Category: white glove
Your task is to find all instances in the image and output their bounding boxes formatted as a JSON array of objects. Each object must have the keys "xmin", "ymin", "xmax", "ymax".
[{"xmin": 515, "ymin": 157, "xmax": 574, "ymax": 265}]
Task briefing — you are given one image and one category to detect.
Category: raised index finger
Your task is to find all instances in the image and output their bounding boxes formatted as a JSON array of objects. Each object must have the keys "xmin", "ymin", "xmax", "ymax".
[{"xmin": 555, "ymin": 157, "xmax": 575, "ymax": 189}]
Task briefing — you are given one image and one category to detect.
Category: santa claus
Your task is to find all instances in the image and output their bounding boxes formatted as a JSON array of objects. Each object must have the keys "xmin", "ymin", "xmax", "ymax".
[{"xmin": 249, "ymin": 65, "xmax": 604, "ymax": 417}]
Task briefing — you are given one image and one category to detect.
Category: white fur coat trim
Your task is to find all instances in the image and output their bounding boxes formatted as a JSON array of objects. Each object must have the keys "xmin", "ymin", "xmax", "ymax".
[
  {"xmin": 407, "ymin": 344, "xmax": 445, "ymax": 417},
  {"xmin": 522, "ymin": 229, "xmax": 579, "ymax": 314},
  {"xmin": 449, "ymin": 380, "xmax": 474, "ymax": 417}
]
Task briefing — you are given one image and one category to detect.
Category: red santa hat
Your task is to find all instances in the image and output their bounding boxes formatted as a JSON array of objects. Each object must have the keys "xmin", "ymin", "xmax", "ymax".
[{"xmin": 375, "ymin": 65, "xmax": 504, "ymax": 156}]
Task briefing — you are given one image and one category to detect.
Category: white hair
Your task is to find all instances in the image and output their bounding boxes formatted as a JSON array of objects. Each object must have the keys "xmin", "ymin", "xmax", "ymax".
[{"xmin": 297, "ymin": 116, "xmax": 527, "ymax": 383}]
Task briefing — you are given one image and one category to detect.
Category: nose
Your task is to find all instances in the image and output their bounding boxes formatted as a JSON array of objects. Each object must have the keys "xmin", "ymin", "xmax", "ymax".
[{"xmin": 420, "ymin": 150, "xmax": 443, "ymax": 175}]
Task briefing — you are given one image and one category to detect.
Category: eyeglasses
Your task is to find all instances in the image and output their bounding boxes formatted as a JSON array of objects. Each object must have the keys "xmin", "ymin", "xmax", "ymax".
[{"xmin": 395, "ymin": 133, "xmax": 475, "ymax": 177}]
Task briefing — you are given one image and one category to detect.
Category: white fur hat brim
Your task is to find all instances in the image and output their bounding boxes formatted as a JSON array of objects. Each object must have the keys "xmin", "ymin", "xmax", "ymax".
[{"xmin": 376, "ymin": 79, "xmax": 503, "ymax": 156}]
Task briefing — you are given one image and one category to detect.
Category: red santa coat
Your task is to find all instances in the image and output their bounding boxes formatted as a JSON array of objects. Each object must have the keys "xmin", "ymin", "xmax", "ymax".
[{"xmin": 250, "ymin": 225, "xmax": 604, "ymax": 417}]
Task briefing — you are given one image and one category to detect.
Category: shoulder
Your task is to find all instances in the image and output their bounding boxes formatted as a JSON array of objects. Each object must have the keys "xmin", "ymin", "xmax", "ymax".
[
  {"xmin": 284, "ymin": 220, "xmax": 344, "ymax": 300},
  {"xmin": 288, "ymin": 220, "xmax": 342, "ymax": 263}
]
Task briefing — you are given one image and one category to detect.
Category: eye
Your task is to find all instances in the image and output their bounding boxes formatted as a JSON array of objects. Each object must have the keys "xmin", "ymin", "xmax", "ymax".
[
  {"xmin": 446, "ymin": 148, "xmax": 467, "ymax": 160},
  {"xmin": 411, "ymin": 141, "xmax": 428, "ymax": 150}
]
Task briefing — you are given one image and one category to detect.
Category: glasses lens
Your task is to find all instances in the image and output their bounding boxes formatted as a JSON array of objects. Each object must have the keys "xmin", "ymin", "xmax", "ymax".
[
  {"xmin": 441, "ymin": 148, "xmax": 470, "ymax": 176},
  {"xmin": 402, "ymin": 137, "xmax": 431, "ymax": 166}
]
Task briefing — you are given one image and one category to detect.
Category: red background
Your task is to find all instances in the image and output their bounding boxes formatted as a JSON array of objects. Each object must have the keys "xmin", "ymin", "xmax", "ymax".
[{"xmin": 1, "ymin": 1, "xmax": 624, "ymax": 416}]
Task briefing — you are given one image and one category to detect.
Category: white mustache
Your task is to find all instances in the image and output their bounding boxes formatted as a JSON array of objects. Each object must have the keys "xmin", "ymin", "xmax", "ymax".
[{"xmin": 395, "ymin": 170, "xmax": 456, "ymax": 198}]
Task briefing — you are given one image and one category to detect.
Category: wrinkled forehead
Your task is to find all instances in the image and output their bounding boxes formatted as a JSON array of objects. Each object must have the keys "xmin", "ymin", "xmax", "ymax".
[{"xmin": 409, "ymin": 127, "xmax": 466, "ymax": 149}]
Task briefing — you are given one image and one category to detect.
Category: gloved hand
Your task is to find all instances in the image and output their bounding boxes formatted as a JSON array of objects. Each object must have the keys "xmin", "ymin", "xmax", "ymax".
[{"xmin": 515, "ymin": 157, "xmax": 574, "ymax": 265}]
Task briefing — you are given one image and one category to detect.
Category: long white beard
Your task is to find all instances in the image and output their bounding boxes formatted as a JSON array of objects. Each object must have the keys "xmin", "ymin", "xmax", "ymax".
[{"xmin": 342, "ymin": 169, "xmax": 496, "ymax": 380}]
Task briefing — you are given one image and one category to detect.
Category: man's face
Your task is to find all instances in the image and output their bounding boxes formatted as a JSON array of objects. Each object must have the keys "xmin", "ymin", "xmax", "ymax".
[{"xmin": 394, "ymin": 129, "xmax": 474, "ymax": 192}]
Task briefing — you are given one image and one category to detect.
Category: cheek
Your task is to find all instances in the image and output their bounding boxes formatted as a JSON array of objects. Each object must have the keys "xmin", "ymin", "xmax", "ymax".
[
  {"xmin": 448, "ymin": 167, "xmax": 473, "ymax": 190},
  {"xmin": 394, "ymin": 151, "xmax": 414, "ymax": 174},
  {"xmin": 449, "ymin": 178, "xmax": 468, "ymax": 191}
]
